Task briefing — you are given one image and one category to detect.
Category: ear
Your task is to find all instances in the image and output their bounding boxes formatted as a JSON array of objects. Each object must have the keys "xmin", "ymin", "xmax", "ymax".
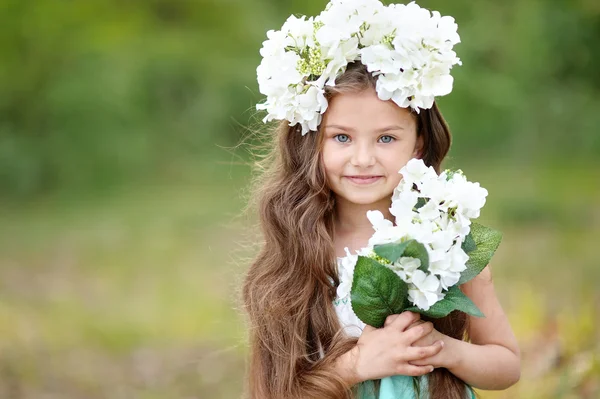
[{"xmin": 412, "ymin": 135, "xmax": 424, "ymax": 158}]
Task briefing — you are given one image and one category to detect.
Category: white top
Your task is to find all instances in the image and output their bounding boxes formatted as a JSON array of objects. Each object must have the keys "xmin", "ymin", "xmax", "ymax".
[{"xmin": 333, "ymin": 255, "xmax": 367, "ymax": 338}]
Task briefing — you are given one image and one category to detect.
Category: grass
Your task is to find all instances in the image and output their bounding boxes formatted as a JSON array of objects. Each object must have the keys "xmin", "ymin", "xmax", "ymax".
[{"xmin": 0, "ymin": 160, "xmax": 598, "ymax": 398}]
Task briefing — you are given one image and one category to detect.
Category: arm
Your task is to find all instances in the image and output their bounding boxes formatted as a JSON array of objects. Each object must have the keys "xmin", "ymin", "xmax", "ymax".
[
  {"xmin": 333, "ymin": 346, "xmax": 363, "ymax": 387},
  {"xmin": 449, "ymin": 265, "xmax": 521, "ymax": 389},
  {"xmin": 412, "ymin": 266, "xmax": 521, "ymax": 390}
]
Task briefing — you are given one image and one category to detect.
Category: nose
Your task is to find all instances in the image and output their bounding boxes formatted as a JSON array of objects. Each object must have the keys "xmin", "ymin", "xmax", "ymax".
[{"xmin": 350, "ymin": 141, "xmax": 376, "ymax": 168}]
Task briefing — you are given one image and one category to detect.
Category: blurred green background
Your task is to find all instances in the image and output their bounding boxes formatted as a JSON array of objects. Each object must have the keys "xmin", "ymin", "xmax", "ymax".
[{"xmin": 0, "ymin": 0, "xmax": 598, "ymax": 398}]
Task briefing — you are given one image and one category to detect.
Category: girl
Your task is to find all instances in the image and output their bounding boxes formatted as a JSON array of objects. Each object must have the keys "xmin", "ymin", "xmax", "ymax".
[{"xmin": 242, "ymin": 2, "xmax": 520, "ymax": 398}]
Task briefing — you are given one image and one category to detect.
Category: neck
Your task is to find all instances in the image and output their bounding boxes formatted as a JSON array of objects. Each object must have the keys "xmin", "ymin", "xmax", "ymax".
[{"xmin": 334, "ymin": 195, "xmax": 394, "ymax": 238}]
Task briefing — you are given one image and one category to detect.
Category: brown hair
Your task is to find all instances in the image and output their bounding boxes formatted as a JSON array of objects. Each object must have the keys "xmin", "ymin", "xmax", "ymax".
[{"xmin": 241, "ymin": 62, "xmax": 469, "ymax": 399}]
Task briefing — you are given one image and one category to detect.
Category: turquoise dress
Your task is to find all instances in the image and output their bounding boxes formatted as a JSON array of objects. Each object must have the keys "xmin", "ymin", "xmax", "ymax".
[
  {"xmin": 357, "ymin": 375, "xmax": 426, "ymax": 399},
  {"xmin": 356, "ymin": 375, "xmax": 476, "ymax": 399}
]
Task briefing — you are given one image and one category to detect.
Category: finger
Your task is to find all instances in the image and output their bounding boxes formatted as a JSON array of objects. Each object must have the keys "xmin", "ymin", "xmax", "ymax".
[
  {"xmin": 362, "ymin": 324, "xmax": 377, "ymax": 334},
  {"xmin": 403, "ymin": 341, "xmax": 444, "ymax": 361},
  {"xmin": 403, "ymin": 321, "xmax": 434, "ymax": 344},
  {"xmin": 407, "ymin": 319, "xmax": 426, "ymax": 329},
  {"xmin": 384, "ymin": 314, "xmax": 401, "ymax": 328},
  {"xmin": 396, "ymin": 364, "xmax": 435, "ymax": 377},
  {"xmin": 389, "ymin": 311, "xmax": 420, "ymax": 331},
  {"xmin": 409, "ymin": 358, "xmax": 436, "ymax": 367}
]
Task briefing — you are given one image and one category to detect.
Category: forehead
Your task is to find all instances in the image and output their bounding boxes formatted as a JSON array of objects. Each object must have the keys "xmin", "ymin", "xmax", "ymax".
[{"xmin": 322, "ymin": 88, "xmax": 416, "ymax": 131}]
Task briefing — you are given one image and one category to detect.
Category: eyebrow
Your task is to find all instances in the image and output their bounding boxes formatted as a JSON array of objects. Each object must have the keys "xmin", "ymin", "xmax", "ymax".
[{"xmin": 323, "ymin": 124, "xmax": 406, "ymax": 132}]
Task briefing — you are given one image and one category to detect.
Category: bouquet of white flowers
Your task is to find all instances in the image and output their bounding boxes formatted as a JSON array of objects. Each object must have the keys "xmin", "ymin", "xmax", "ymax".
[{"xmin": 343, "ymin": 159, "xmax": 502, "ymax": 327}]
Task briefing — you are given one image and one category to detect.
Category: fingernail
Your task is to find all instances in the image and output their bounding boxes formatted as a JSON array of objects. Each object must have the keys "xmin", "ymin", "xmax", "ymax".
[
  {"xmin": 430, "ymin": 366, "xmax": 434, "ymax": 372},
  {"xmin": 439, "ymin": 341, "xmax": 444, "ymax": 347}
]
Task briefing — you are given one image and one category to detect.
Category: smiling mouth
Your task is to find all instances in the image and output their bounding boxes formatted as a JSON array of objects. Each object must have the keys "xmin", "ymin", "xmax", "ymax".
[{"xmin": 344, "ymin": 176, "xmax": 383, "ymax": 185}]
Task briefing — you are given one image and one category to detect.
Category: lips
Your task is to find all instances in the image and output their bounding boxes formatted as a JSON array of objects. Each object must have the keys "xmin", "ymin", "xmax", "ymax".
[{"xmin": 344, "ymin": 175, "xmax": 383, "ymax": 185}]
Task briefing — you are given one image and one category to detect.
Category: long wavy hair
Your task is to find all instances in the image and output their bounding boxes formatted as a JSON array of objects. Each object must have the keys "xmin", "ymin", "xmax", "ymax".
[{"xmin": 241, "ymin": 62, "xmax": 470, "ymax": 399}]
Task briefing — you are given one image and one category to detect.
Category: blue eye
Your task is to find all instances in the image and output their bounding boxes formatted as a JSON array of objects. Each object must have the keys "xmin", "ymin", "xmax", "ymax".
[
  {"xmin": 379, "ymin": 135, "xmax": 395, "ymax": 143},
  {"xmin": 334, "ymin": 134, "xmax": 350, "ymax": 143}
]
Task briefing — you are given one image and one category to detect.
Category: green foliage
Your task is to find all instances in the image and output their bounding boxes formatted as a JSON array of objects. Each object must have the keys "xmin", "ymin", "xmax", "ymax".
[
  {"xmin": 406, "ymin": 286, "xmax": 484, "ymax": 318},
  {"xmin": 458, "ymin": 223, "xmax": 503, "ymax": 285},
  {"xmin": 351, "ymin": 257, "xmax": 409, "ymax": 328},
  {"xmin": 0, "ymin": 0, "xmax": 598, "ymax": 200},
  {"xmin": 0, "ymin": 0, "xmax": 600, "ymax": 197},
  {"xmin": 0, "ymin": 0, "xmax": 274, "ymax": 197},
  {"xmin": 373, "ymin": 240, "xmax": 429, "ymax": 270},
  {"xmin": 373, "ymin": 240, "xmax": 411, "ymax": 263},
  {"xmin": 461, "ymin": 232, "xmax": 477, "ymax": 253},
  {"xmin": 403, "ymin": 240, "xmax": 430, "ymax": 272}
]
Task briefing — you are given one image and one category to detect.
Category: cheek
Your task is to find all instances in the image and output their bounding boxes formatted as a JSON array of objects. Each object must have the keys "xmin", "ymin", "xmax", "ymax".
[
  {"xmin": 383, "ymin": 147, "xmax": 414, "ymax": 171},
  {"xmin": 388, "ymin": 171, "xmax": 403, "ymax": 187},
  {"xmin": 321, "ymin": 145, "xmax": 343, "ymax": 174}
]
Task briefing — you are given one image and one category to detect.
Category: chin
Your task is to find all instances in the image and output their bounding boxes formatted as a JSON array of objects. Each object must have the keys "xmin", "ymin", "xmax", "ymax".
[{"xmin": 343, "ymin": 192, "xmax": 391, "ymax": 206}]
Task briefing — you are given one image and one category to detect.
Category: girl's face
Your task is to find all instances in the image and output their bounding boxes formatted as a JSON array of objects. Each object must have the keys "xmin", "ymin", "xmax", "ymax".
[{"xmin": 321, "ymin": 87, "xmax": 422, "ymax": 206}]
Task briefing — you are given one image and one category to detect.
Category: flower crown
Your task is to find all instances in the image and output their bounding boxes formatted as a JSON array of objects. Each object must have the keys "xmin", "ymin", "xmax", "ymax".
[{"xmin": 255, "ymin": 0, "xmax": 461, "ymax": 135}]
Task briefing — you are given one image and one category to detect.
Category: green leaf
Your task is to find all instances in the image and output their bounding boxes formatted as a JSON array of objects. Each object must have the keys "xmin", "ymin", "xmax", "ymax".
[
  {"xmin": 415, "ymin": 197, "xmax": 427, "ymax": 210},
  {"xmin": 461, "ymin": 232, "xmax": 477, "ymax": 253},
  {"xmin": 405, "ymin": 286, "xmax": 484, "ymax": 318},
  {"xmin": 403, "ymin": 240, "xmax": 429, "ymax": 271},
  {"xmin": 350, "ymin": 256, "xmax": 409, "ymax": 328},
  {"xmin": 458, "ymin": 223, "xmax": 502, "ymax": 285},
  {"xmin": 373, "ymin": 240, "xmax": 429, "ymax": 268},
  {"xmin": 373, "ymin": 241, "xmax": 410, "ymax": 263},
  {"xmin": 444, "ymin": 169, "xmax": 463, "ymax": 181}
]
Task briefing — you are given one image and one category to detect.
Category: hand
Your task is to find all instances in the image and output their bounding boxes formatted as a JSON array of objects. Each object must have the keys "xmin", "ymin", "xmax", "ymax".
[
  {"xmin": 349, "ymin": 311, "xmax": 444, "ymax": 383},
  {"xmin": 402, "ymin": 317, "xmax": 452, "ymax": 369}
]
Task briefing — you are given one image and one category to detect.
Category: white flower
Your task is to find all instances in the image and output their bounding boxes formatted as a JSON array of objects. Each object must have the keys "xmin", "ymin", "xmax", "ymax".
[
  {"xmin": 400, "ymin": 158, "xmax": 437, "ymax": 187},
  {"xmin": 408, "ymin": 270, "xmax": 444, "ymax": 310},
  {"xmin": 417, "ymin": 199, "xmax": 440, "ymax": 222},
  {"xmin": 366, "ymin": 210, "xmax": 392, "ymax": 230},
  {"xmin": 360, "ymin": 44, "xmax": 399, "ymax": 75},
  {"xmin": 435, "ymin": 211, "xmax": 468, "ymax": 240},
  {"xmin": 337, "ymin": 247, "xmax": 358, "ymax": 299},
  {"xmin": 429, "ymin": 245, "xmax": 468, "ymax": 289},
  {"xmin": 360, "ymin": 10, "xmax": 396, "ymax": 47},
  {"xmin": 256, "ymin": 52, "xmax": 302, "ymax": 95},
  {"xmin": 429, "ymin": 12, "xmax": 461, "ymax": 46},
  {"xmin": 256, "ymin": 0, "xmax": 462, "ymax": 134},
  {"xmin": 366, "ymin": 210, "xmax": 407, "ymax": 246},
  {"xmin": 389, "ymin": 256, "xmax": 421, "ymax": 282},
  {"xmin": 291, "ymin": 85, "xmax": 329, "ymax": 134},
  {"xmin": 281, "ymin": 15, "xmax": 316, "ymax": 49},
  {"xmin": 421, "ymin": 67, "xmax": 454, "ymax": 97},
  {"xmin": 389, "ymin": 189, "xmax": 418, "ymax": 225},
  {"xmin": 419, "ymin": 176, "xmax": 448, "ymax": 205},
  {"xmin": 317, "ymin": 36, "xmax": 361, "ymax": 87},
  {"xmin": 428, "ymin": 228, "xmax": 456, "ymax": 253},
  {"xmin": 404, "ymin": 219, "xmax": 436, "ymax": 246},
  {"xmin": 448, "ymin": 245, "xmax": 469, "ymax": 272},
  {"xmin": 429, "ymin": 267, "xmax": 461, "ymax": 291},
  {"xmin": 447, "ymin": 173, "xmax": 489, "ymax": 219},
  {"xmin": 259, "ymin": 30, "xmax": 290, "ymax": 58}
]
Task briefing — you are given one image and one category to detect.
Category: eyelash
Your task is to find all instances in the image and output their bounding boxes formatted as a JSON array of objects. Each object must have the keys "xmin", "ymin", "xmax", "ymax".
[
  {"xmin": 379, "ymin": 135, "xmax": 396, "ymax": 143},
  {"xmin": 333, "ymin": 134, "xmax": 396, "ymax": 143},
  {"xmin": 333, "ymin": 134, "xmax": 350, "ymax": 143}
]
